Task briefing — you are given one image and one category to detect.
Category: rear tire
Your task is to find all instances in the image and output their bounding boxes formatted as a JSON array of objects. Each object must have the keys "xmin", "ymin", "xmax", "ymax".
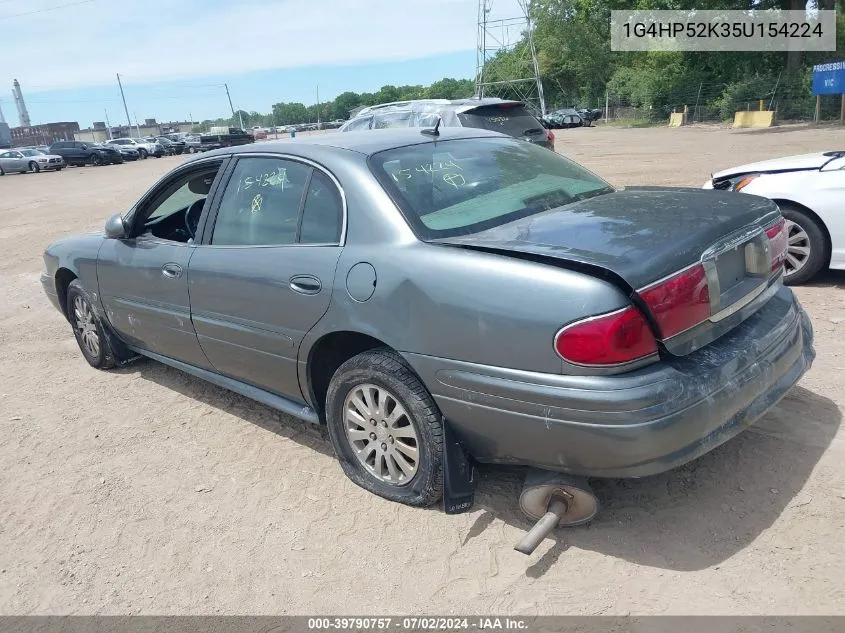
[
  {"xmin": 779, "ymin": 204, "xmax": 829, "ymax": 286},
  {"xmin": 325, "ymin": 348, "xmax": 443, "ymax": 507},
  {"xmin": 66, "ymin": 280, "xmax": 116, "ymax": 369}
]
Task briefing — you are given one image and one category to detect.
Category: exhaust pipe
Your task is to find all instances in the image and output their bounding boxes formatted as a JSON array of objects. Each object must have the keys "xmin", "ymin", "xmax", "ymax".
[{"xmin": 514, "ymin": 470, "xmax": 599, "ymax": 556}]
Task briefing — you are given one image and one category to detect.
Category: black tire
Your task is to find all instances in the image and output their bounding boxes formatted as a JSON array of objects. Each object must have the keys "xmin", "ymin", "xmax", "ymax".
[
  {"xmin": 0, "ymin": 166, "xmax": 5, "ymax": 176},
  {"xmin": 779, "ymin": 204, "xmax": 829, "ymax": 286},
  {"xmin": 56, "ymin": 166, "xmax": 64, "ymax": 171},
  {"xmin": 325, "ymin": 348, "xmax": 443, "ymax": 507},
  {"xmin": 66, "ymin": 280, "xmax": 116, "ymax": 370},
  {"xmin": 29, "ymin": 161, "xmax": 40, "ymax": 173},
  {"xmin": 138, "ymin": 148, "xmax": 148, "ymax": 159},
  {"xmin": 90, "ymin": 153, "xmax": 102, "ymax": 166}
]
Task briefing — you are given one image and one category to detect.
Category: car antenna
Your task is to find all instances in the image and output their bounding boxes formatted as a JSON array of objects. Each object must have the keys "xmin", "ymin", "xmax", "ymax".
[{"xmin": 421, "ymin": 117, "xmax": 441, "ymax": 137}]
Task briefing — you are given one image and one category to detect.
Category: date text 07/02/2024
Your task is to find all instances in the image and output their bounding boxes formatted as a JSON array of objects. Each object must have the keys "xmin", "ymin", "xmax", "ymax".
[{"xmin": 307, "ymin": 617, "xmax": 529, "ymax": 630}]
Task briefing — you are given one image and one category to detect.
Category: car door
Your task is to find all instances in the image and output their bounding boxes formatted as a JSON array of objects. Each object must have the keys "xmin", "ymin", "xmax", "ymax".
[
  {"xmin": 0, "ymin": 151, "xmax": 20, "ymax": 171},
  {"xmin": 188, "ymin": 154, "xmax": 345, "ymax": 401},
  {"xmin": 97, "ymin": 155, "xmax": 230, "ymax": 369}
]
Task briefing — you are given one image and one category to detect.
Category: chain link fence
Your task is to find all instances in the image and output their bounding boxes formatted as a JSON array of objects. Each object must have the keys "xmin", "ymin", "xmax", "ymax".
[{"xmin": 549, "ymin": 78, "xmax": 839, "ymax": 125}]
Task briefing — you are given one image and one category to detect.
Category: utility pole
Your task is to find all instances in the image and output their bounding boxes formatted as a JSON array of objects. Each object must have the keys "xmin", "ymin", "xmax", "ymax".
[
  {"xmin": 316, "ymin": 84, "xmax": 321, "ymax": 130},
  {"xmin": 104, "ymin": 109, "xmax": 113, "ymax": 140},
  {"xmin": 224, "ymin": 83, "xmax": 244, "ymax": 129},
  {"xmin": 116, "ymin": 73, "xmax": 131, "ymax": 134},
  {"xmin": 133, "ymin": 112, "xmax": 141, "ymax": 138}
]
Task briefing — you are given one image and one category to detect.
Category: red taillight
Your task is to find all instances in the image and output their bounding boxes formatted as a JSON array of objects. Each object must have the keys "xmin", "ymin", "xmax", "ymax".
[
  {"xmin": 554, "ymin": 306, "xmax": 658, "ymax": 366},
  {"xmin": 546, "ymin": 129, "xmax": 555, "ymax": 143},
  {"xmin": 639, "ymin": 264, "xmax": 710, "ymax": 339},
  {"xmin": 766, "ymin": 217, "xmax": 787, "ymax": 273}
]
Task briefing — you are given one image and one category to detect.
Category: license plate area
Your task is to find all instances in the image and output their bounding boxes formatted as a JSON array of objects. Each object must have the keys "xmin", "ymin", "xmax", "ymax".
[{"xmin": 704, "ymin": 231, "xmax": 771, "ymax": 321}]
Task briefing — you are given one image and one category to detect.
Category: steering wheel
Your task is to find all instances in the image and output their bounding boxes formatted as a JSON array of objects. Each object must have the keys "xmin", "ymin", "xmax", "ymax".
[{"xmin": 185, "ymin": 198, "xmax": 206, "ymax": 239}]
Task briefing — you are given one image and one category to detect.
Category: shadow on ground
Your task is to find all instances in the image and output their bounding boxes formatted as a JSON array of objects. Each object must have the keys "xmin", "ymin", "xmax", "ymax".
[
  {"xmin": 115, "ymin": 358, "xmax": 334, "ymax": 459},
  {"xmin": 118, "ymin": 359, "xmax": 839, "ymax": 575},
  {"xmin": 469, "ymin": 386, "xmax": 840, "ymax": 573},
  {"xmin": 805, "ymin": 268, "xmax": 845, "ymax": 289}
]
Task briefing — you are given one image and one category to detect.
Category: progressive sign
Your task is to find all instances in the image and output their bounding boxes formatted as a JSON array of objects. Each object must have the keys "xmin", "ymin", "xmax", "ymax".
[{"xmin": 812, "ymin": 61, "xmax": 845, "ymax": 95}]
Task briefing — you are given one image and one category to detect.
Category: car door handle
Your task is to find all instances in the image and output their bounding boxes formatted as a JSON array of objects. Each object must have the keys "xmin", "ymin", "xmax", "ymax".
[
  {"xmin": 161, "ymin": 263, "xmax": 183, "ymax": 279},
  {"xmin": 289, "ymin": 275, "xmax": 321, "ymax": 295}
]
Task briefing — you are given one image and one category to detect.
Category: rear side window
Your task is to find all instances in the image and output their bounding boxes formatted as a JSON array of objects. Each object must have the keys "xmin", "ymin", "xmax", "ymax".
[
  {"xmin": 212, "ymin": 158, "xmax": 310, "ymax": 246},
  {"xmin": 457, "ymin": 104, "xmax": 545, "ymax": 137},
  {"xmin": 299, "ymin": 171, "xmax": 343, "ymax": 244}
]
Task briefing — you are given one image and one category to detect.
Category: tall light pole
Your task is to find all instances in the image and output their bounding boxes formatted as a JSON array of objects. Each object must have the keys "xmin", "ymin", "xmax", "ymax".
[
  {"xmin": 316, "ymin": 84, "xmax": 321, "ymax": 130},
  {"xmin": 116, "ymin": 73, "xmax": 131, "ymax": 134},
  {"xmin": 224, "ymin": 83, "xmax": 244, "ymax": 129}
]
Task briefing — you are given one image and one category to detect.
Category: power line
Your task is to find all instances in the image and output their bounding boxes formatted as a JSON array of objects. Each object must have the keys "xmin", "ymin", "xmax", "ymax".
[{"xmin": 0, "ymin": 0, "xmax": 96, "ymax": 21}]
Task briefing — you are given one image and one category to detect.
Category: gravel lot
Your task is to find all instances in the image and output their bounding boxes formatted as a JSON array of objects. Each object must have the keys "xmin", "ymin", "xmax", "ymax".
[{"xmin": 1, "ymin": 125, "xmax": 844, "ymax": 615}]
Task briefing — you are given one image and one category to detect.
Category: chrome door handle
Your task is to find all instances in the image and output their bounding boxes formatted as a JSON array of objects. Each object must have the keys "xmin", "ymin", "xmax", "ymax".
[
  {"xmin": 161, "ymin": 263, "xmax": 183, "ymax": 279},
  {"xmin": 289, "ymin": 275, "xmax": 321, "ymax": 295}
]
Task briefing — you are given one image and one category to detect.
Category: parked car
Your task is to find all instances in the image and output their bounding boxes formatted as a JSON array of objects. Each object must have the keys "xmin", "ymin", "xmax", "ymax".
[
  {"xmin": 48, "ymin": 141, "xmax": 121, "ymax": 166},
  {"xmin": 0, "ymin": 148, "xmax": 65, "ymax": 174},
  {"xmin": 542, "ymin": 109, "xmax": 584, "ymax": 129},
  {"xmin": 160, "ymin": 135, "xmax": 187, "ymax": 154},
  {"xmin": 182, "ymin": 134, "xmax": 204, "ymax": 153},
  {"xmin": 199, "ymin": 127, "xmax": 254, "ymax": 150},
  {"xmin": 703, "ymin": 150, "xmax": 845, "ymax": 285},
  {"xmin": 40, "ymin": 128, "xmax": 814, "ymax": 534},
  {"xmin": 105, "ymin": 138, "xmax": 161, "ymax": 159},
  {"xmin": 113, "ymin": 145, "xmax": 140, "ymax": 161},
  {"xmin": 339, "ymin": 98, "xmax": 555, "ymax": 150},
  {"xmin": 146, "ymin": 137, "xmax": 178, "ymax": 156},
  {"xmin": 576, "ymin": 108, "xmax": 603, "ymax": 126}
]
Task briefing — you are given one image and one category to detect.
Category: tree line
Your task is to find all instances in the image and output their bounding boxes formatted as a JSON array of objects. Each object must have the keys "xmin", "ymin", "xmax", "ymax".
[{"xmin": 199, "ymin": 0, "xmax": 845, "ymax": 130}]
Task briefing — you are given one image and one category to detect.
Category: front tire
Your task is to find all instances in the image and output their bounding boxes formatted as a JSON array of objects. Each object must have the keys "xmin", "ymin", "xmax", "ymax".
[
  {"xmin": 138, "ymin": 148, "xmax": 148, "ymax": 159},
  {"xmin": 779, "ymin": 204, "xmax": 829, "ymax": 286},
  {"xmin": 66, "ymin": 280, "xmax": 116, "ymax": 369},
  {"xmin": 325, "ymin": 349, "xmax": 443, "ymax": 507},
  {"xmin": 29, "ymin": 161, "xmax": 40, "ymax": 173}
]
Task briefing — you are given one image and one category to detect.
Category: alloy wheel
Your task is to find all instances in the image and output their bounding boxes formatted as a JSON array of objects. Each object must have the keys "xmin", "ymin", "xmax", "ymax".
[
  {"xmin": 784, "ymin": 219, "xmax": 811, "ymax": 277},
  {"xmin": 343, "ymin": 383, "xmax": 419, "ymax": 486},
  {"xmin": 73, "ymin": 295, "xmax": 100, "ymax": 358}
]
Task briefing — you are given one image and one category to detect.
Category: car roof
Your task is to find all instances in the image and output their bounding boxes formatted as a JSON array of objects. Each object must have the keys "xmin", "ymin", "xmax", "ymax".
[
  {"xmin": 190, "ymin": 127, "xmax": 510, "ymax": 160},
  {"xmin": 354, "ymin": 97, "xmax": 523, "ymax": 118}
]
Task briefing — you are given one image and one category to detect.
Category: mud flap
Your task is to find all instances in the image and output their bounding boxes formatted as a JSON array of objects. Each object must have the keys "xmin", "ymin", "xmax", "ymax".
[{"xmin": 442, "ymin": 419, "xmax": 476, "ymax": 514}]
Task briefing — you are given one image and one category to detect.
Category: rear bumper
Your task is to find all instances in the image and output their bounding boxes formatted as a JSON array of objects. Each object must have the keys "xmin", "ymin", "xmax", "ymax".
[{"xmin": 403, "ymin": 285, "xmax": 814, "ymax": 478}]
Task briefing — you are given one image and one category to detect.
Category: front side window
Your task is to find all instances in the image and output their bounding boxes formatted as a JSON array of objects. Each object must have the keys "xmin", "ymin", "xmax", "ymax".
[
  {"xmin": 134, "ymin": 162, "xmax": 224, "ymax": 242},
  {"xmin": 370, "ymin": 137, "xmax": 614, "ymax": 239},
  {"xmin": 211, "ymin": 157, "xmax": 343, "ymax": 246},
  {"xmin": 343, "ymin": 116, "xmax": 372, "ymax": 132}
]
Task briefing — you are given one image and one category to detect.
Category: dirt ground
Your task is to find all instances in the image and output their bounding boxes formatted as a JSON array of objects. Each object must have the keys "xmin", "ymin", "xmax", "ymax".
[{"xmin": 1, "ymin": 125, "xmax": 844, "ymax": 615}]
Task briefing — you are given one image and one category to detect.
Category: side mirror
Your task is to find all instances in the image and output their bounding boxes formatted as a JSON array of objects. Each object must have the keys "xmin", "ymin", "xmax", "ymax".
[{"xmin": 104, "ymin": 213, "xmax": 127, "ymax": 239}]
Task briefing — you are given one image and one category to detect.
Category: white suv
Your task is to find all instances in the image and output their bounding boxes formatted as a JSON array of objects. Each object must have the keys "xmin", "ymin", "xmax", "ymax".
[{"xmin": 106, "ymin": 138, "xmax": 162, "ymax": 159}]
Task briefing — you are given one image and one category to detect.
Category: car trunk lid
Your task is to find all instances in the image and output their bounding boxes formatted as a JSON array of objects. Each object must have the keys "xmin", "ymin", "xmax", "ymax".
[{"xmin": 433, "ymin": 187, "xmax": 784, "ymax": 356}]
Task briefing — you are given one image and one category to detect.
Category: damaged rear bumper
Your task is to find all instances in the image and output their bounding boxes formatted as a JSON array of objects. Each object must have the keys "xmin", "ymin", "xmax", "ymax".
[{"xmin": 403, "ymin": 285, "xmax": 814, "ymax": 478}]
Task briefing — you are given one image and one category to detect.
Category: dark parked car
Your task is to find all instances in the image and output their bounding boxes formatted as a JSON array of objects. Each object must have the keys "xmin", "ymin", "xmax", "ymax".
[
  {"xmin": 160, "ymin": 135, "xmax": 187, "ymax": 154},
  {"xmin": 576, "ymin": 108, "xmax": 603, "ymax": 126},
  {"xmin": 542, "ymin": 108, "xmax": 584, "ymax": 129},
  {"xmin": 40, "ymin": 128, "xmax": 813, "ymax": 545},
  {"xmin": 199, "ymin": 128, "xmax": 254, "ymax": 150},
  {"xmin": 49, "ymin": 141, "xmax": 122, "ymax": 166},
  {"xmin": 339, "ymin": 98, "xmax": 555, "ymax": 150}
]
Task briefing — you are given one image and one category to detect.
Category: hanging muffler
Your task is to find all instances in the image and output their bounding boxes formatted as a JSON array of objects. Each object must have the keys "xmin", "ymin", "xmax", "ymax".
[{"xmin": 514, "ymin": 469, "xmax": 599, "ymax": 555}]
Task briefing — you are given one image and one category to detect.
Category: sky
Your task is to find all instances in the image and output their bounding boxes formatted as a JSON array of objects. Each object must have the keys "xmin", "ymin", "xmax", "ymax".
[{"xmin": 0, "ymin": 0, "xmax": 524, "ymax": 128}]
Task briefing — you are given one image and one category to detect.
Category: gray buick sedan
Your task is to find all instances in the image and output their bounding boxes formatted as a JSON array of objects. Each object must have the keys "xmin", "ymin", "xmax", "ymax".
[{"xmin": 41, "ymin": 127, "xmax": 814, "ymax": 538}]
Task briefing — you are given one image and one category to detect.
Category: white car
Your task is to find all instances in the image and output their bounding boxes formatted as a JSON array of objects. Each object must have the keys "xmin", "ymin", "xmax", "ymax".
[
  {"xmin": 106, "ymin": 137, "xmax": 162, "ymax": 159},
  {"xmin": 703, "ymin": 151, "xmax": 845, "ymax": 285}
]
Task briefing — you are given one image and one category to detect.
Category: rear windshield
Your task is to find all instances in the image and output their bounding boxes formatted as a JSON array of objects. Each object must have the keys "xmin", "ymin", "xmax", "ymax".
[
  {"xmin": 370, "ymin": 137, "xmax": 614, "ymax": 239},
  {"xmin": 457, "ymin": 104, "xmax": 545, "ymax": 136}
]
